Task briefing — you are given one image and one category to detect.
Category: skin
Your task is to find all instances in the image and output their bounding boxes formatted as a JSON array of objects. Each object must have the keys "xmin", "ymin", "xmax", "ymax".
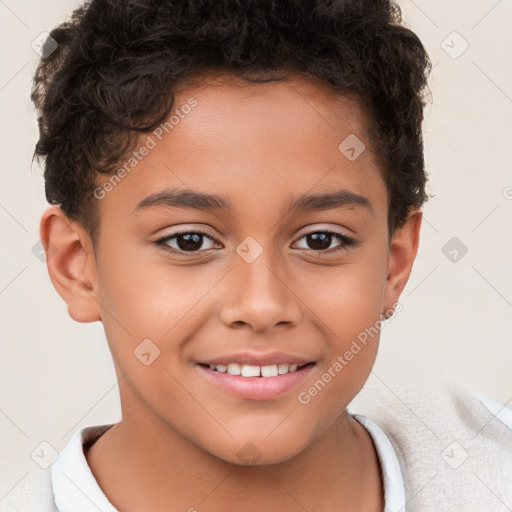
[{"xmin": 41, "ymin": 73, "xmax": 421, "ymax": 512}]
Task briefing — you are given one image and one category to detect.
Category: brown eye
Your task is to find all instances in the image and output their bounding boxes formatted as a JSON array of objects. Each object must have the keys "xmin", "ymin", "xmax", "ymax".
[
  {"xmin": 156, "ymin": 230, "xmax": 218, "ymax": 253},
  {"xmin": 174, "ymin": 233, "xmax": 204, "ymax": 251},
  {"xmin": 293, "ymin": 230, "xmax": 357, "ymax": 253},
  {"xmin": 306, "ymin": 232, "xmax": 333, "ymax": 251}
]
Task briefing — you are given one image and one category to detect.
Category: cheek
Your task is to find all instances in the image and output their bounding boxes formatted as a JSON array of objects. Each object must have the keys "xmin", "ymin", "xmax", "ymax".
[
  {"xmin": 296, "ymin": 253, "xmax": 388, "ymax": 398},
  {"xmin": 96, "ymin": 232, "xmax": 207, "ymax": 333},
  {"xmin": 300, "ymin": 250, "xmax": 388, "ymax": 342},
  {"xmin": 95, "ymin": 240, "xmax": 233, "ymax": 397}
]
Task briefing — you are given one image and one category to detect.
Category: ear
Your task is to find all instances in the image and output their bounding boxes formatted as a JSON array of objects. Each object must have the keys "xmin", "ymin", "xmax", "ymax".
[
  {"xmin": 383, "ymin": 209, "xmax": 422, "ymax": 314},
  {"xmin": 39, "ymin": 206, "xmax": 101, "ymax": 323}
]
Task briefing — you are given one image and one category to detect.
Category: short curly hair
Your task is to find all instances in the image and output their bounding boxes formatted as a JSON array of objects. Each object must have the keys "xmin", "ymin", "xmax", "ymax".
[{"xmin": 31, "ymin": 0, "xmax": 432, "ymax": 243}]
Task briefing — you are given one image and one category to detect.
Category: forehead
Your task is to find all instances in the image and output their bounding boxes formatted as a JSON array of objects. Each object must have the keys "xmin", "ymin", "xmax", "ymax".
[
  {"xmin": 174, "ymin": 71, "xmax": 372, "ymax": 144},
  {"xmin": 96, "ymin": 72, "xmax": 386, "ymax": 225}
]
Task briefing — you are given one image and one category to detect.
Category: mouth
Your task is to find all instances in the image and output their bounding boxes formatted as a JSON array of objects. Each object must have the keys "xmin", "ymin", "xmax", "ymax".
[
  {"xmin": 195, "ymin": 361, "xmax": 316, "ymax": 400},
  {"xmin": 197, "ymin": 361, "xmax": 315, "ymax": 377}
]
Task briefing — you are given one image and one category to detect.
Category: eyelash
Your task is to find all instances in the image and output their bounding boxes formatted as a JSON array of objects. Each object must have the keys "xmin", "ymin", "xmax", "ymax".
[{"xmin": 155, "ymin": 228, "xmax": 358, "ymax": 255}]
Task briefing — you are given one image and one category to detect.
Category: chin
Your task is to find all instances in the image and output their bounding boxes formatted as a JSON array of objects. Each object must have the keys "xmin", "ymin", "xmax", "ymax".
[{"xmin": 201, "ymin": 433, "xmax": 311, "ymax": 468}]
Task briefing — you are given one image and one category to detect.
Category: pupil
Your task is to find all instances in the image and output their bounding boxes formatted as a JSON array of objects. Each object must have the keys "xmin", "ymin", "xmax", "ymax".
[
  {"xmin": 308, "ymin": 233, "xmax": 331, "ymax": 250},
  {"xmin": 177, "ymin": 233, "xmax": 203, "ymax": 251}
]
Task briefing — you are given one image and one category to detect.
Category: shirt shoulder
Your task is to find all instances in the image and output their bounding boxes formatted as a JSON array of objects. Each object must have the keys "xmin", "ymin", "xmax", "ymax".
[{"xmin": 350, "ymin": 372, "xmax": 512, "ymax": 512}]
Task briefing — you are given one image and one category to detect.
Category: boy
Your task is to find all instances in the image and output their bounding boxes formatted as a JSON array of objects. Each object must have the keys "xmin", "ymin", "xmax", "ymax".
[{"xmin": 16, "ymin": 0, "xmax": 511, "ymax": 510}]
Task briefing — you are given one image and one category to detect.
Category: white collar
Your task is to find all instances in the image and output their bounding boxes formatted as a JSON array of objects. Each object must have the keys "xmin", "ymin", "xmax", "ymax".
[
  {"xmin": 51, "ymin": 416, "xmax": 406, "ymax": 511},
  {"xmin": 353, "ymin": 415, "xmax": 407, "ymax": 512},
  {"xmin": 52, "ymin": 424, "xmax": 118, "ymax": 512}
]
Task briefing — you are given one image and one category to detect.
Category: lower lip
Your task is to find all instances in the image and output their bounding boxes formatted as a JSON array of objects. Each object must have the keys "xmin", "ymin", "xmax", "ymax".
[{"xmin": 196, "ymin": 363, "xmax": 315, "ymax": 401}]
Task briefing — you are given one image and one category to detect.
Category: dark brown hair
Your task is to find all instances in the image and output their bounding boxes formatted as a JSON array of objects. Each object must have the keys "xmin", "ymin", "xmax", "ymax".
[{"xmin": 31, "ymin": 0, "xmax": 432, "ymax": 242}]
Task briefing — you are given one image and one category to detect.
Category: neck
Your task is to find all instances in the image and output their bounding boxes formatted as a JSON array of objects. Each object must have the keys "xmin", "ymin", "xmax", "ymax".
[{"xmin": 86, "ymin": 409, "xmax": 383, "ymax": 512}]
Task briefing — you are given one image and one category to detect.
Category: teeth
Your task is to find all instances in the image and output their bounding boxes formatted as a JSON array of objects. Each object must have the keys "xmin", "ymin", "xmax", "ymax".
[
  {"xmin": 208, "ymin": 362, "xmax": 303, "ymax": 377},
  {"xmin": 278, "ymin": 363, "xmax": 289, "ymax": 374},
  {"xmin": 241, "ymin": 365, "xmax": 260, "ymax": 377},
  {"xmin": 227, "ymin": 363, "xmax": 241, "ymax": 375},
  {"xmin": 261, "ymin": 364, "xmax": 278, "ymax": 377}
]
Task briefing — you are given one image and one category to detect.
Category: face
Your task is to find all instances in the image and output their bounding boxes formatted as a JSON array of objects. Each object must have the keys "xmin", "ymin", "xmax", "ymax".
[{"xmin": 61, "ymin": 74, "xmax": 411, "ymax": 465}]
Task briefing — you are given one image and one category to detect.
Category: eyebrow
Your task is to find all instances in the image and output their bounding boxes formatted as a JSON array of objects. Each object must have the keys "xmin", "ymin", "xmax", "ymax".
[
  {"xmin": 135, "ymin": 189, "xmax": 231, "ymax": 212},
  {"xmin": 134, "ymin": 187, "xmax": 372, "ymax": 214},
  {"xmin": 286, "ymin": 189, "xmax": 372, "ymax": 215}
]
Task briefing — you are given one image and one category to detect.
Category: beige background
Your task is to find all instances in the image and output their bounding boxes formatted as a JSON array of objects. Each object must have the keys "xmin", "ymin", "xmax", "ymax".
[{"xmin": 0, "ymin": 0, "xmax": 511, "ymax": 499}]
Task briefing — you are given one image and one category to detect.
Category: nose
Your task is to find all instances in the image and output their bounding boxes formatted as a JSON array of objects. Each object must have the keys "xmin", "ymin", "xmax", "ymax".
[{"xmin": 218, "ymin": 247, "xmax": 303, "ymax": 334}]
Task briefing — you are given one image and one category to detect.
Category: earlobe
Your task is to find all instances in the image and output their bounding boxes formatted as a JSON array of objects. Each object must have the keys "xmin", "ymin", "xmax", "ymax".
[
  {"xmin": 383, "ymin": 209, "xmax": 422, "ymax": 312},
  {"xmin": 40, "ymin": 206, "xmax": 101, "ymax": 323}
]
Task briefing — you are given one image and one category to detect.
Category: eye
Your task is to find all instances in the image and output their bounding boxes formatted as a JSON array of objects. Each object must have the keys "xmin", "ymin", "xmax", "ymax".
[
  {"xmin": 156, "ymin": 230, "xmax": 219, "ymax": 253},
  {"xmin": 155, "ymin": 228, "xmax": 358, "ymax": 255},
  {"xmin": 292, "ymin": 230, "xmax": 357, "ymax": 253}
]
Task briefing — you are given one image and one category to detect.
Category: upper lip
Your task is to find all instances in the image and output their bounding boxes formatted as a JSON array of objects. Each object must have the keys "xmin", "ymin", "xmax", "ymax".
[{"xmin": 198, "ymin": 351, "xmax": 315, "ymax": 367}]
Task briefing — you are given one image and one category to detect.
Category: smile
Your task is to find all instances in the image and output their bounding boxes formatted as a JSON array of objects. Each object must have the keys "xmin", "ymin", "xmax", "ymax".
[
  {"xmin": 201, "ymin": 362, "xmax": 310, "ymax": 377},
  {"xmin": 196, "ymin": 362, "xmax": 316, "ymax": 400}
]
